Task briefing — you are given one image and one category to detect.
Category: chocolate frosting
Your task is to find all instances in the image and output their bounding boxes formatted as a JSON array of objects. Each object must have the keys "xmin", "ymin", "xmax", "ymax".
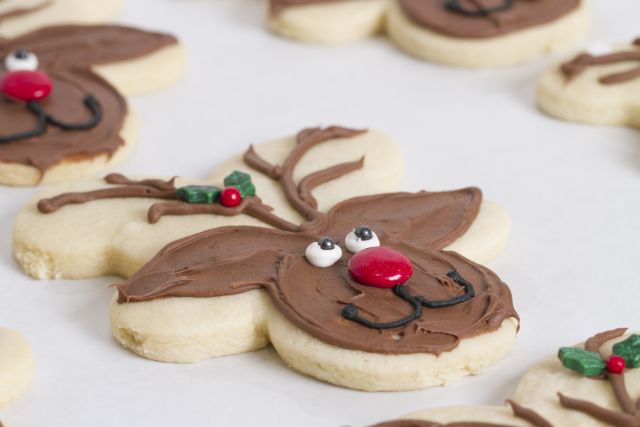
[
  {"xmin": 398, "ymin": 0, "xmax": 580, "ymax": 39},
  {"xmin": 269, "ymin": 0, "xmax": 580, "ymax": 39},
  {"xmin": 0, "ymin": 25, "xmax": 177, "ymax": 174},
  {"xmin": 561, "ymin": 39, "xmax": 640, "ymax": 85},
  {"xmin": 39, "ymin": 126, "xmax": 517, "ymax": 355},
  {"xmin": 102, "ymin": 126, "xmax": 518, "ymax": 356}
]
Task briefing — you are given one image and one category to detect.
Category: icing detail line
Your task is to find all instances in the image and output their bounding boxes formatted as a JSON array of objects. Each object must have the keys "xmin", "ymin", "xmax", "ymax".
[
  {"xmin": 0, "ymin": 0, "xmax": 52, "ymax": 24},
  {"xmin": 341, "ymin": 271, "xmax": 476, "ymax": 330},
  {"xmin": 561, "ymin": 39, "xmax": 640, "ymax": 85},
  {"xmin": 445, "ymin": 0, "xmax": 514, "ymax": 17},
  {"xmin": 0, "ymin": 95, "xmax": 102, "ymax": 144}
]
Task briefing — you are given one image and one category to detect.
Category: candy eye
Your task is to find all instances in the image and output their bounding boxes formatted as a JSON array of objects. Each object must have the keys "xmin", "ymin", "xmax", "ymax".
[
  {"xmin": 5, "ymin": 49, "xmax": 39, "ymax": 72},
  {"xmin": 305, "ymin": 237, "xmax": 342, "ymax": 268},
  {"xmin": 345, "ymin": 225, "xmax": 380, "ymax": 253}
]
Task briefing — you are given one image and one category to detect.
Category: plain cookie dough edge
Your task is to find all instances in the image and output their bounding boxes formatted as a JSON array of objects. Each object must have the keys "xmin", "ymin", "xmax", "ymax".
[
  {"xmin": 266, "ymin": 0, "xmax": 389, "ymax": 44},
  {"xmin": 537, "ymin": 67, "xmax": 640, "ymax": 128},
  {"xmin": 0, "ymin": 0, "xmax": 125, "ymax": 38},
  {"xmin": 94, "ymin": 43, "xmax": 186, "ymax": 97},
  {"xmin": 0, "ymin": 328, "xmax": 34, "ymax": 410},
  {"xmin": 445, "ymin": 200, "xmax": 511, "ymax": 265},
  {"xmin": 110, "ymin": 289, "xmax": 518, "ymax": 391},
  {"xmin": 385, "ymin": 0, "xmax": 591, "ymax": 67}
]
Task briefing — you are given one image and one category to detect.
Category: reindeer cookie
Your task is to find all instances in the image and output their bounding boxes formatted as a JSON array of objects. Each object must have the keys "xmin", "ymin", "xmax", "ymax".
[
  {"xmin": 267, "ymin": 0, "xmax": 590, "ymax": 67},
  {"xmin": 0, "ymin": 328, "xmax": 34, "ymax": 411},
  {"xmin": 370, "ymin": 328, "xmax": 640, "ymax": 426},
  {"xmin": 0, "ymin": 25, "xmax": 184, "ymax": 186},
  {"xmin": 0, "ymin": 0, "xmax": 123, "ymax": 37},
  {"xmin": 15, "ymin": 126, "xmax": 515, "ymax": 391},
  {"xmin": 537, "ymin": 38, "xmax": 640, "ymax": 128}
]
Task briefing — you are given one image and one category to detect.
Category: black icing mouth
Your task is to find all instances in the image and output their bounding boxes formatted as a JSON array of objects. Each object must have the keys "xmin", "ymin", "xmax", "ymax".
[
  {"xmin": 341, "ymin": 270, "xmax": 476, "ymax": 330},
  {"xmin": 0, "ymin": 95, "xmax": 102, "ymax": 144},
  {"xmin": 445, "ymin": 0, "xmax": 514, "ymax": 17}
]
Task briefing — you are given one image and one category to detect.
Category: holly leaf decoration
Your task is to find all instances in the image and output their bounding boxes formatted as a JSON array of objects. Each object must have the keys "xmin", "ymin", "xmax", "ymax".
[
  {"xmin": 558, "ymin": 347, "xmax": 606, "ymax": 377},
  {"xmin": 224, "ymin": 171, "xmax": 256, "ymax": 197},
  {"xmin": 612, "ymin": 335, "xmax": 640, "ymax": 368},
  {"xmin": 176, "ymin": 186, "xmax": 222, "ymax": 204}
]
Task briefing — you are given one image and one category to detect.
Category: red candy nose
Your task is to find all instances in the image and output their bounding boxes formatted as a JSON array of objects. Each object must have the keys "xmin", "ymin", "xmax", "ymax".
[
  {"xmin": 1, "ymin": 70, "xmax": 52, "ymax": 102},
  {"xmin": 348, "ymin": 247, "xmax": 413, "ymax": 288}
]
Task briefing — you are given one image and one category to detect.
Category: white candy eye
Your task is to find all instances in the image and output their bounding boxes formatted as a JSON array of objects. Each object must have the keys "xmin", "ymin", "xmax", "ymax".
[
  {"xmin": 5, "ymin": 49, "xmax": 39, "ymax": 72},
  {"xmin": 305, "ymin": 237, "xmax": 342, "ymax": 268},
  {"xmin": 345, "ymin": 225, "xmax": 380, "ymax": 253}
]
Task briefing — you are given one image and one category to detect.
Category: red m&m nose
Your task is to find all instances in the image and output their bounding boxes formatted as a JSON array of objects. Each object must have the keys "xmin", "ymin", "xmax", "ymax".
[
  {"xmin": 1, "ymin": 70, "xmax": 52, "ymax": 102},
  {"xmin": 348, "ymin": 247, "xmax": 413, "ymax": 288}
]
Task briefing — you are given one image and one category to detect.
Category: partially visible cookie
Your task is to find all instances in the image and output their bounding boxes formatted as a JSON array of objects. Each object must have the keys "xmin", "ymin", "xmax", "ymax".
[
  {"xmin": 0, "ymin": 0, "xmax": 123, "ymax": 37},
  {"xmin": 267, "ymin": 0, "xmax": 590, "ymax": 67},
  {"xmin": 537, "ymin": 37, "xmax": 640, "ymax": 127},
  {"xmin": 369, "ymin": 328, "xmax": 640, "ymax": 426},
  {"xmin": 386, "ymin": 0, "xmax": 590, "ymax": 67},
  {"xmin": 0, "ymin": 25, "xmax": 185, "ymax": 186},
  {"xmin": 0, "ymin": 328, "xmax": 34, "ymax": 410}
]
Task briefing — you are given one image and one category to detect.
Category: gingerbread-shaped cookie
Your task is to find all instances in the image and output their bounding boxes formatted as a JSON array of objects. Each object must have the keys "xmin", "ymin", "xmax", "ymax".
[
  {"xmin": 370, "ymin": 328, "xmax": 640, "ymax": 426},
  {"xmin": 15, "ymin": 126, "xmax": 516, "ymax": 391},
  {"xmin": 537, "ymin": 38, "xmax": 640, "ymax": 128},
  {"xmin": 267, "ymin": 0, "xmax": 590, "ymax": 67},
  {"xmin": 0, "ymin": 0, "xmax": 123, "ymax": 37},
  {"xmin": 0, "ymin": 328, "xmax": 34, "ymax": 412},
  {"xmin": 0, "ymin": 25, "xmax": 184, "ymax": 186}
]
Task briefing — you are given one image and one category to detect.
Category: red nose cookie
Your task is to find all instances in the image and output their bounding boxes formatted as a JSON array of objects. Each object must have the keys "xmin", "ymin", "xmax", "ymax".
[
  {"xmin": 1, "ymin": 70, "xmax": 52, "ymax": 102},
  {"xmin": 348, "ymin": 247, "xmax": 413, "ymax": 288}
]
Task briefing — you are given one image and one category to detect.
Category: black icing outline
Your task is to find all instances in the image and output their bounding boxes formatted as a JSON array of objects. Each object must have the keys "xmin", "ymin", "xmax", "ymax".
[
  {"xmin": 445, "ymin": 0, "xmax": 514, "ymax": 17},
  {"xmin": 341, "ymin": 271, "xmax": 475, "ymax": 330},
  {"xmin": 0, "ymin": 95, "xmax": 102, "ymax": 144}
]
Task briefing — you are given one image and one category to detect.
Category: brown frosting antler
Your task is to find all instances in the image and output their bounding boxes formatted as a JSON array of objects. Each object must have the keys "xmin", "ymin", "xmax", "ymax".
[
  {"xmin": 243, "ymin": 126, "xmax": 366, "ymax": 226},
  {"xmin": 370, "ymin": 401, "xmax": 553, "ymax": 427},
  {"xmin": 38, "ymin": 126, "xmax": 369, "ymax": 232},
  {"xmin": 0, "ymin": 1, "xmax": 52, "ymax": 25},
  {"xmin": 561, "ymin": 39, "xmax": 640, "ymax": 85}
]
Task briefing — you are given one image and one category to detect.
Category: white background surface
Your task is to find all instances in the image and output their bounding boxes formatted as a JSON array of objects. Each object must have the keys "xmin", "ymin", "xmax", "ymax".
[{"xmin": 1, "ymin": 1, "xmax": 640, "ymax": 426}]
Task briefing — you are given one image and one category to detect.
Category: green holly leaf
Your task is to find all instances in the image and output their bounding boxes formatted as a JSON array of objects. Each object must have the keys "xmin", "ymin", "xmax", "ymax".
[
  {"xmin": 176, "ymin": 185, "xmax": 222, "ymax": 204},
  {"xmin": 613, "ymin": 335, "xmax": 640, "ymax": 368},
  {"xmin": 558, "ymin": 347, "xmax": 605, "ymax": 377},
  {"xmin": 224, "ymin": 171, "xmax": 255, "ymax": 197}
]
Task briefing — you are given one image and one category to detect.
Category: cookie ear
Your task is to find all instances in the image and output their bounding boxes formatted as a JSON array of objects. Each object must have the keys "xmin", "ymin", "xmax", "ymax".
[
  {"xmin": 2, "ymin": 25, "xmax": 177, "ymax": 69},
  {"xmin": 326, "ymin": 189, "xmax": 482, "ymax": 250},
  {"xmin": 116, "ymin": 226, "xmax": 312, "ymax": 303}
]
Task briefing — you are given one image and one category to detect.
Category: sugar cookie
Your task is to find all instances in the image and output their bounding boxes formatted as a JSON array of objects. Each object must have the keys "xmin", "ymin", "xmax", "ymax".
[{"xmin": 14, "ymin": 126, "xmax": 517, "ymax": 391}]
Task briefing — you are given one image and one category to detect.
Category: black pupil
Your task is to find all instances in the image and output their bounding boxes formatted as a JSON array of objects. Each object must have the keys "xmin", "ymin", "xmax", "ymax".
[
  {"xmin": 355, "ymin": 226, "xmax": 373, "ymax": 241},
  {"xmin": 14, "ymin": 48, "xmax": 31, "ymax": 59},
  {"xmin": 319, "ymin": 237, "xmax": 335, "ymax": 250}
]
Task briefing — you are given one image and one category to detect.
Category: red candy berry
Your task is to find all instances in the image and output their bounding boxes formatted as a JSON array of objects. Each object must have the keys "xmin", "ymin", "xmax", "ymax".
[
  {"xmin": 348, "ymin": 246, "xmax": 413, "ymax": 288},
  {"xmin": 1, "ymin": 70, "xmax": 52, "ymax": 102},
  {"xmin": 219, "ymin": 187, "xmax": 241, "ymax": 207},
  {"xmin": 607, "ymin": 356, "xmax": 626, "ymax": 374}
]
